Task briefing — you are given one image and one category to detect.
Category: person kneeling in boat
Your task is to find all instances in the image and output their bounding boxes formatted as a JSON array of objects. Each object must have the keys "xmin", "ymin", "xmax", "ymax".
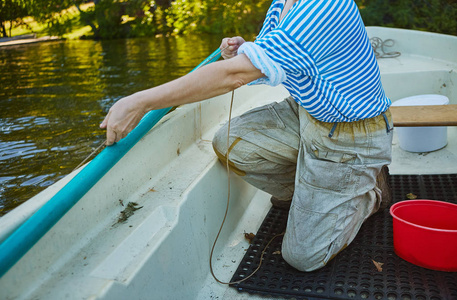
[{"xmin": 101, "ymin": 0, "xmax": 393, "ymax": 272}]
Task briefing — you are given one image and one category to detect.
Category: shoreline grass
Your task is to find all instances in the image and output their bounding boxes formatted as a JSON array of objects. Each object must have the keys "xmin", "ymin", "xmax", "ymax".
[{"xmin": 4, "ymin": 2, "xmax": 94, "ymax": 40}]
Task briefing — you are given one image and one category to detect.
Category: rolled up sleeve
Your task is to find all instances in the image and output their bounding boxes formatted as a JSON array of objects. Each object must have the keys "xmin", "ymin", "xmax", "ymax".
[{"xmin": 238, "ymin": 42, "xmax": 287, "ymax": 86}]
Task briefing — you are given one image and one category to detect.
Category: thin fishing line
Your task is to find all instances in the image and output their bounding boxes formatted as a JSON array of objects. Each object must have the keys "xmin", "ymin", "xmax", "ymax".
[
  {"xmin": 209, "ymin": 90, "xmax": 285, "ymax": 285},
  {"xmin": 73, "ymin": 140, "xmax": 106, "ymax": 171}
]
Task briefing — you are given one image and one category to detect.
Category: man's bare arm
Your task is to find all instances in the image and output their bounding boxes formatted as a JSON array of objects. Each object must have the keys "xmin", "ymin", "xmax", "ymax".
[{"xmin": 100, "ymin": 54, "xmax": 264, "ymax": 145}]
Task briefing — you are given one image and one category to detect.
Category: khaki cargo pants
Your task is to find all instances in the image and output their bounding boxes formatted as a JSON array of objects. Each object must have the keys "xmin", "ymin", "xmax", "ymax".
[{"xmin": 212, "ymin": 96, "xmax": 393, "ymax": 272}]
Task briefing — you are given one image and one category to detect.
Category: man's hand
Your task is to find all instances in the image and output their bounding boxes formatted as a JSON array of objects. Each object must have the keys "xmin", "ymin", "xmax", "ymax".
[
  {"xmin": 100, "ymin": 93, "xmax": 147, "ymax": 146},
  {"xmin": 220, "ymin": 36, "xmax": 246, "ymax": 60}
]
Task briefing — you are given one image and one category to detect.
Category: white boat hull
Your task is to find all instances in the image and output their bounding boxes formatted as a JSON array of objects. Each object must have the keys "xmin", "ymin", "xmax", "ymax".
[{"xmin": 1, "ymin": 27, "xmax": 456, "ymax": 300}]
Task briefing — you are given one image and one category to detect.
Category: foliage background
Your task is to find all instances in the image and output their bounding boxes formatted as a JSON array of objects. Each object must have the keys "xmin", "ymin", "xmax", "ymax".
[
  {"xmin": 356, "ymin": 0, "xmax": 457, "ymax": 36},
  {"xmin": 1, "ymin": 0, "xmax": 456, "ymax": 39}
]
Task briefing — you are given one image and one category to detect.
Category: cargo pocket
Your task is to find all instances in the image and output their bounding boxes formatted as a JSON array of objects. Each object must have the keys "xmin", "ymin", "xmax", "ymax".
[
  {"xmin": 310, "ymin": 141, "xmax": 357, "ymax": 164},
  {"xmin": 300, "ymin": 141, "xmax": 358, "ymax": 194}
]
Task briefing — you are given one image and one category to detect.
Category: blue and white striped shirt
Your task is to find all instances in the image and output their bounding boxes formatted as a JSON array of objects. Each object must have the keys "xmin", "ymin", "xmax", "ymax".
[{"xmin": 238, "ymin": 0, "xmax": 391, "ymax": 123}]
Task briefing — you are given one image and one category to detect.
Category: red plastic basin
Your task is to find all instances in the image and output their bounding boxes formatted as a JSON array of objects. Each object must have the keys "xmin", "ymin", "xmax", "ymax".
[{"xmin": 390, "ymin": 200, "xmax": 457, "ymax": 271}]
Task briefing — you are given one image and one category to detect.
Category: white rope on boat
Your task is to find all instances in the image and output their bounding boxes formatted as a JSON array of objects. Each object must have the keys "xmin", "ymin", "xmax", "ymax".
[{"xmin": 370, "ymin": 37, "xmax": 401, "ymax": 59}]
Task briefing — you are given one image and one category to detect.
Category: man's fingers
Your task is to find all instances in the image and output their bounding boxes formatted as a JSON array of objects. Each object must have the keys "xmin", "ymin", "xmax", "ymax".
[
  {"xmin": 228, "ymin": 36, "xmax": 244, "ymax": 46},
  {"xmin": 100, "ymin": 113, "xmax": 109, "ymax": 129},
  {"xmin": 221, "ymin": 38, "xmax": 238, "ymax": 56},
  {"xmin": 227, "ymin": 38, "xmax": 241, "ymax": 46},
  {"xmin": 105, "ymin": 128, "xmax": 116, "ymax": 146},
  {"xmin": 220, "ymin": 38, "xmax": 230, "ymax": 49},
  {"xmin": 117, "ymin": 131, "xmax": 128, "ymax": 142}
]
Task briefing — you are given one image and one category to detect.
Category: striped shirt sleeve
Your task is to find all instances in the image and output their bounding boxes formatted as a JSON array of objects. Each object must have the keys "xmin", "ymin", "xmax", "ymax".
[
  {"xmin": 237, "ymin": 42, "xmax": 287, "ymax": 86},
  {"xmin": 255, "ymin": 29, "xmax": 319, "ymax": 76}
]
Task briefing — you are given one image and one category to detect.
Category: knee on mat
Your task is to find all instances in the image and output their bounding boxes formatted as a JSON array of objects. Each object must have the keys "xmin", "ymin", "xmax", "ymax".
[{"xmin": 281, "ymin": 244, "xmax": 332, "ymax": 272}]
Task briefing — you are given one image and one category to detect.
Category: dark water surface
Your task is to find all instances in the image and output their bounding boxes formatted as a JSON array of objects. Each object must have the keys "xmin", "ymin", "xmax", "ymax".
[{"xmin": 0, "ymin": 34, "xmax": 224, "ymax": 216}]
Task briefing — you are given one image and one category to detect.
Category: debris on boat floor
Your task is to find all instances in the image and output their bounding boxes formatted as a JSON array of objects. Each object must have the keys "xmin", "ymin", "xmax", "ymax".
[
  {"xmin": 113, "ymin": 202, "xmax": 143, "ymax": 226},
  {"xmin": 272, "ymin": 250, "xmax": 281, "ymax": 255},
  {"xmin": 406, "ymin": 192, "xmax": 417, "ymax": 200},
  {"xmin": 244, "ymin": 232, "xmax": 255, "ymax": 244},
  {"xmin": 372, "ymin": 259, "xmax": 384, "ymax": 272},
  {"xmin": 140, "ymin": 187, "xmax": 157, "ymax": 197}
]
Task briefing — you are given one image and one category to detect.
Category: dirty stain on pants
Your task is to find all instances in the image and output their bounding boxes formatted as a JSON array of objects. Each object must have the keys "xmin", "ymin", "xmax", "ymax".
[{"xmin": 212, "ymin": 96, "xmax": 393, "ymax": 272}]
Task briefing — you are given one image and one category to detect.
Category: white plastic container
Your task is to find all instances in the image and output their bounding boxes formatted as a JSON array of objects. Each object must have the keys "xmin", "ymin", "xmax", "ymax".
[{"xmin": 392, "ymin": 94, "xmax": 449, "ymax": 152}]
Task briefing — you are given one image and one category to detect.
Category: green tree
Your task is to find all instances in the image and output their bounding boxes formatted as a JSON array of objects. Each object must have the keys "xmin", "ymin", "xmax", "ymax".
[
  {"xmin": 8, "ymin": 0, "xmax": 456, "ymax": 40},
  {"xmin": 25, "ymin": 0, "xmax": 83, "ymax": 36},
  {"xmin": 77, "ymin": 0, "xmax": 171, "ymax": 39},
  {"xmin": 166, "ymin": 0, "xmax": 271, "ymax": 35},
  {"xmin": 0, "ymin": 0, "xmax": 28, "ymax": 37},
  {"xmin": 357, "ymin": 0, "xmax": 457, "ymax": 36}
]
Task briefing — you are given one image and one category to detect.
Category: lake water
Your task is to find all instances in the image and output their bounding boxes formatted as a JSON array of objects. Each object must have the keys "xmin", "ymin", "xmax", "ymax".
[{"xmin": 0, "ymin": 34, "xmax": 226, "ymax": 216}]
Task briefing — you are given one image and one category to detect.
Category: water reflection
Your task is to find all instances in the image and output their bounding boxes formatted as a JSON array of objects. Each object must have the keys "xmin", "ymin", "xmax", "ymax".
[{"xmin": 0, "ymin": 34, "xmax": 223, "ymax": 216}]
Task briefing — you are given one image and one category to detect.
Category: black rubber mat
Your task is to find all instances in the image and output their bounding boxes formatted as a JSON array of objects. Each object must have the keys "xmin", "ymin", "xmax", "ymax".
[{"xmin": 230, "ymin": 174, "xmax": 457, "ymax": 300}]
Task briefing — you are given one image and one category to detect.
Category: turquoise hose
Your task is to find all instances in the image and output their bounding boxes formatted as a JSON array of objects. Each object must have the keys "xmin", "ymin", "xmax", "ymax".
[{"xmin": 0, "ymin": 48, "xmax": 222, "ymax": 278}]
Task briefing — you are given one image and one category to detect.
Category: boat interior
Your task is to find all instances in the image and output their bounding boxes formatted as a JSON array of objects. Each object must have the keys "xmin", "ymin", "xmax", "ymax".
[{"xmin": 1, "ymin": 27, "xmax": 456, "ymax": 299}]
